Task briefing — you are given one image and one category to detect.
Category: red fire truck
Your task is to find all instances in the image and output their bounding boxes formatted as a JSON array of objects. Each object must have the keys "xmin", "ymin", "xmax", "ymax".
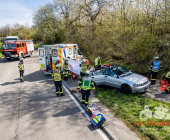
[{"xmin": 1, "ymin": 40, "xmax": 34, "ymax": 60}]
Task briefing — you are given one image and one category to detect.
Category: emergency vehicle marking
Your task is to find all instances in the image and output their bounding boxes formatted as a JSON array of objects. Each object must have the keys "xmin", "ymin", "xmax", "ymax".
[
  {"xmin": 58, "ymin": 47, "xmax": 62, "ymax": 69},
  {"xmin": 52, "ymin": 62, "xmax": 55, "ymax": 70}
]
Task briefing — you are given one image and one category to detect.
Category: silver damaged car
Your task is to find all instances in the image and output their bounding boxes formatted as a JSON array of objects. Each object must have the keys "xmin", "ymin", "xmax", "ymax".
[{"xmin": 90, "ymin": 65, "xmax": 150, "ymax": 93}]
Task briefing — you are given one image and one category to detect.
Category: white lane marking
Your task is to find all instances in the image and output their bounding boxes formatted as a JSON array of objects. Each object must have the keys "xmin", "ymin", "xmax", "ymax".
[{"xmin": 63, "ymin": 84, "xmax": 109, "ymax": 140}]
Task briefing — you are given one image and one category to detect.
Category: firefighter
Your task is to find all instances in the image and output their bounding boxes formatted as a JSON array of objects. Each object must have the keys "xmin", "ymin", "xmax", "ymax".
[
  {"xmin": 62, "ymin": 58, "xmax": 70, "ymax": 80},
  {"xmin": 53, "ymin": 64, "xmax": 64, "ymax": 96},
  {"xmin": 149, "ymin": 56, "xmax": 162, "ymax": 85},
  {"xmin": 79, "ymin": 59, "xmax": 89, "ymax": 80},
  {"xmin": 63, "ymin": 58, "xmax": 68, "ymax": 70},
  {"xmin": 18, "ymin": 58, "xmax": 24, "ymax": 82},
  {"xmin": 164, "ymin": 71, "xmax": 170, "ymax": 94},
  {"xmin": 95, "ymin": 56, "xmax": 101, "ymax": 70},
  {"xmin": 78, "ymin": 70, "xmax": 95, "ymax": 109},
  {"xmin": 55, "ymin": 58, "xmax": 60, "ymax": 65}
]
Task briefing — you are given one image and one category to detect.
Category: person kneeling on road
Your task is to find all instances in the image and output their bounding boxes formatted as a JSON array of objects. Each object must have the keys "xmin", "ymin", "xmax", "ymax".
[
  {"xmin": 78, "ymin": 71, "xmax": 95, "ymax": 109},
  {"xmin": 18, "ymin": 58, "xmax": 24, "ymax": 82},
  {"xmin": 164, "ymin": 71, "xmax": 170, "ymax": 94},
  {"xmin": 52, "ymin": 64, "xmax": 64, "ymax": 96}
]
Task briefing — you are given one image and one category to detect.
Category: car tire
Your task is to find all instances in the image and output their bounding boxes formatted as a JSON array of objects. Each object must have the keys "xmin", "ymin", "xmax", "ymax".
[
  {"xmin": 121, "ymin": 84, "xmax": 132, "ymax": 94},
  {"xmin": 28, "ymin": 52, "xmax": 32, "ymax": 57},
  {"xmin": 6, "ymin": 58, "xmax": 11, "ymax": 61}
]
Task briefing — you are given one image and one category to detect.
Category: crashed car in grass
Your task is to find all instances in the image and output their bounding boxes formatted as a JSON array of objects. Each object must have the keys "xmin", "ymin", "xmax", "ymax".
[{"xmin": 90, "ymin": 65, "xmax": 150, "ymax": 93}]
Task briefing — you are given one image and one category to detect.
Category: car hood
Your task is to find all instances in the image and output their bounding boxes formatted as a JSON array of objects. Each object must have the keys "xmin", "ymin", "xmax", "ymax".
[{"xmin": 121, "ymin": 73, "xmax": 148, "ymax": 84}]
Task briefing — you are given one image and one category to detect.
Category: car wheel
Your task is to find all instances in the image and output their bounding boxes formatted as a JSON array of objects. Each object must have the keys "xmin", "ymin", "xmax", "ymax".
[
  {"xmin": 121, "ymin": 84, "xmax": 132, "ymax": 94},
  {"xmin": 28, "ymin": 52, "xmax": 32, "ymax": 57}
]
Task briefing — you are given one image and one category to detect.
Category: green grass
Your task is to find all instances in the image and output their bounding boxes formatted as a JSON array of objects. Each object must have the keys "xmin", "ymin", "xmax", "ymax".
[
  {"xmin": 95, "ymin": 87, "xmax": 170, "ymax": 140},
  {"xmin": 0, "ymin": 42, "xmax": 3, "ymax": 59}
]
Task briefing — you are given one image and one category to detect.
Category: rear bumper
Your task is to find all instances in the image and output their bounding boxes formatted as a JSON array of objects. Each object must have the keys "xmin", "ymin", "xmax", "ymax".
[
  {"xmin": 44, "ymin": 70, "xmax": 52, "ymax": 74},
  {"xmin": 132, "ymin": 82, "xmax": 150, "ymax": 93}
]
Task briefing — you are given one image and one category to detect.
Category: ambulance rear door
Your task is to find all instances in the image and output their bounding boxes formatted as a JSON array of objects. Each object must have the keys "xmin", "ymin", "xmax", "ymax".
[
  {"xmin": 66, "ymin": 46, "xmax": 73, "ymax": 59},
  {"xmin": 73, "ymin": 44, "xmax": 77, "ymax": 60},
  {"xmin": 51, "ymin": 46, "xmax": 60, "ymax": 70},
  {"xmin": 38, "ymin": 47, "xmax": 46, "ymax": 70}
]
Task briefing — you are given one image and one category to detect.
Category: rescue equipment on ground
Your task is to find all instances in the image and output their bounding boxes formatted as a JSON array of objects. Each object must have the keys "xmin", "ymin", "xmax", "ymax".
[{"xmin": 87, "ymin": 104, "xmax": 106, "ymax": 128}]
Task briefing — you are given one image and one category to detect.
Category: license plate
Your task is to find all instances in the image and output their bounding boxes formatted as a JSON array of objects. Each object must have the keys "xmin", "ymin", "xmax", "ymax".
[{"xmin": 6, "ymin": 57, "xmax": 10, "ymax": 58}]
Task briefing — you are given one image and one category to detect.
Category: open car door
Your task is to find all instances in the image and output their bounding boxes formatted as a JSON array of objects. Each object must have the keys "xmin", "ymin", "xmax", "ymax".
[{"xmin": 90, "ymin": 70, "xmax": 105, "ymax": 86}]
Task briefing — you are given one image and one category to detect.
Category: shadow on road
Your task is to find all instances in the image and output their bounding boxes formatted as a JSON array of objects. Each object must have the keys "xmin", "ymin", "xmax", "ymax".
[
  {"xmin": 52, "ymin": 107, "xmax": 80, "ymax": 117},
  {"xmin": 0, "ymin": 70, "xmax": 52, "ymax": 86}
]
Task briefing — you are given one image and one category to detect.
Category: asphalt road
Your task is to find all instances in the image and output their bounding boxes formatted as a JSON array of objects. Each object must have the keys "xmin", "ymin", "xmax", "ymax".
[{"xmin": 0, "ymin": 53, "xmax": 105, "ymax": 140}]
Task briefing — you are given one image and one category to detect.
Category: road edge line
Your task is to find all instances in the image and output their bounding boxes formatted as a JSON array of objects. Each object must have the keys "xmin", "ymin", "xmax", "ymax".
[{"xmin": 62, "ymin": 80, "xmax": 116, "ymax": 140}]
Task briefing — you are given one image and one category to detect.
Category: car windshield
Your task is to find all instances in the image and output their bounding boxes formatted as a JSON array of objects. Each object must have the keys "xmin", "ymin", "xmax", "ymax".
[
  {"xmin": 116, "ymin": 66, "xmax": 131, "ymax": 76},
  {"xmin": 6, "ymin": 38, "xmax": 18, "ymax": 41},
  {"xmin": 2, "ymin": 44, "xmax": 16, "ymax": 49}
]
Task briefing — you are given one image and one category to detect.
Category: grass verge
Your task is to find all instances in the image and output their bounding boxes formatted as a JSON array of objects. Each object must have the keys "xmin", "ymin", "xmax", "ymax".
[{"xmin": 95, "ymin": 87, "xmax": 170, "ymax": 140}]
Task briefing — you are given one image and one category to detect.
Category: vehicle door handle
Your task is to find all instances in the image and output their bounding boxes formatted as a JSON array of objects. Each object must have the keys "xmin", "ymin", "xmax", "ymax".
[
  {"xmin": 91, "ymin": 77, "xmax": 94, "ymax": 78},
  {"xmin": 39, "ymin": 59, "xmax": 42, "ymax": 60},
  {"xmin": 105, "ymin": 76, "xmax": 107, "ymax": 77}
]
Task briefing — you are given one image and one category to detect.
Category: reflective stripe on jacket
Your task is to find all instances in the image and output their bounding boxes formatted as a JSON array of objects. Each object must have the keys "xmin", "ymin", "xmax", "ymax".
[
  {"xmin": 79, "ymin": 63, "xmax": 88, "ymax": 73},
  {"xmin": 165, "ymin": 71, "xmax": 170, "ymax": 78},
  {"xmin": 95, "ymin": 58, "xmax": 101, "ymax": 66},
  {"xmin": 152, "ymin": 61, "xmax": 160, "ymax": 71},
  {"xmin": 54, "ymin": 69, "xmax": 61, "ymax": 81},
  {"xmin": 18, "ymin": 64, "xmax": 24, "ymax": 71},
  {"xmin": 63, "ymin": 64, "xmax": 68, "ymax": 70},
  {"xmin": 80, "ymin": 76, "xmax": 95, "ymax": 90}
]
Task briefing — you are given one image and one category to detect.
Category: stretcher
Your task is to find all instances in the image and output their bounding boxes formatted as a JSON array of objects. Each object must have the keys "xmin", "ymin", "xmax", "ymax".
[{"xmin": 87, "ymin": 104, "xmax": 106, "ymax": 128}]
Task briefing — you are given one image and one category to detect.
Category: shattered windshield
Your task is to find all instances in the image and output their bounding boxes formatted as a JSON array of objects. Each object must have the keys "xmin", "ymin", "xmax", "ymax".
[
  {"xmin": 2, "ymin": 44, "xmax": 16, "ymax": 49},
  {"xmin": 116, "ymin": 66, "xmax": 131, "ymax": 76}
]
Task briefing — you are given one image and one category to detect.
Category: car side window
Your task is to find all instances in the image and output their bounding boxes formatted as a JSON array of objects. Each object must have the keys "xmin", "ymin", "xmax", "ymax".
[
  {"xmin": 94, "ymin": 72, "xmax": 104, "ymax": 76},
  {"xmin": 106, "ymin": 68, "xmax": 117, "ymax": 77},
  {"xmin": 94, "ymin": 70, "xmax": 104, "ymax": 76}
]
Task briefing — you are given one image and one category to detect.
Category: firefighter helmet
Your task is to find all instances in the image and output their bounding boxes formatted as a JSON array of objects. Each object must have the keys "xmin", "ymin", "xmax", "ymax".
[
  {"xmin": 154, "ymin": 56, "xmax": 159, "ymax": 60},
  {"xmin": 85, "ymin": 70, "xmax": 90, "ymax": 75}
]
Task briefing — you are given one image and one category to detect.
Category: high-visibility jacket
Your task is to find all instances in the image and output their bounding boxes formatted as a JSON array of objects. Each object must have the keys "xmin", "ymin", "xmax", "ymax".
[
  {"xmin": 54, "ymin": 69, "xmax": 61, "ymax": 81},
  {"xmin": 79, "ymin": 63, "xmax": 89, "ymax": 73},
  {"xmin": 149, "ymin": 61, "xmax": 162, "ymax": 72},
  {"xmin": 95, "ymin": 58, "xmax": 101, "ymax": 66},
  {"xmin": 78, "ymin": 76, "xmax": 95, "ymax": 90},
  {"xmin": 165, "ymin": 71, "xmax": 170, "ymax": 78},
  {"xmin": 63, "ymin": 63, "xmax": 68, "ymax": 70},
  {"xmin": 18, "ymin": 62, "xmax": 24, "ymax": 71}
]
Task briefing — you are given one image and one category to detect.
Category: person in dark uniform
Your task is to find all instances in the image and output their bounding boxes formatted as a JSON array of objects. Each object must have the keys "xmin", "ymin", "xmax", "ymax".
[
  {"xmin": 78, "ymin": 71, "xmax": 95, "ymax": 110},
  {"xmin": 52, "ymin": 64, "xmax": 64, "ymax": 96},
  {"xmin": 18, "ymin": 58, "xmax": 24, "ymax": 82},
  {"xmin": 149, "ymin": 56, "xmax": 162, "ymax": 85},
  {"xmin": 95, "ymin": 56, "xmax": 101, "ymax": 70}
]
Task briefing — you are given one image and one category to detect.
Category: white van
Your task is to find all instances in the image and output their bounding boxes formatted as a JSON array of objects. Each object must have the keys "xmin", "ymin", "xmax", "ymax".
[{"xmin": 38, "ymin": 44, "xmax": 83, "ymax": 74}]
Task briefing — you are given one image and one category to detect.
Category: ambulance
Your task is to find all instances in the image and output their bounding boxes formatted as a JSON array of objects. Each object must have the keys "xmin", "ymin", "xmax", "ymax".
[{"xmin": 38, "ymin": 44, "xmax": 83, "ymax": 74}]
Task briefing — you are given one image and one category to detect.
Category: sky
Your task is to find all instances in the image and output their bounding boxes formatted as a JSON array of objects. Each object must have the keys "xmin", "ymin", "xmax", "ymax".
[{"xmin": 0, "ymin": 0, "xmax": 54, "ymax": 27}]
